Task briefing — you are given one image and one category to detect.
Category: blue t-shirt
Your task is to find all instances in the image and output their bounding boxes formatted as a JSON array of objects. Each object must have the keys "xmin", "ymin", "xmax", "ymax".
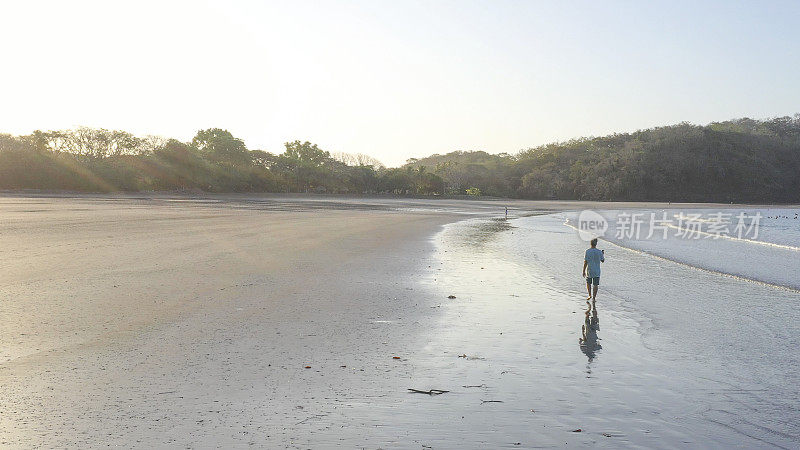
[{"xmin": 584, "ymin": 247, "xmax": 604, "ymax": 278}]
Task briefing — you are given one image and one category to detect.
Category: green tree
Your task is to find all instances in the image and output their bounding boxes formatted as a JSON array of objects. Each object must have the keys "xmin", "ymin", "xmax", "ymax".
[{"xmin": 192, "ymin": 128, "xmax": 251, "ymax": 166}]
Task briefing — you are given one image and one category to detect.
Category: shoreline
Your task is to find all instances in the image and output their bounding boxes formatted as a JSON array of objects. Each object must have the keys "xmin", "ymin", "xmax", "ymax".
[
  {"xmin": 360, "ymin": 211, "xmax": 799, "ymax": 448},
  {"xmin": 3, "ymin": 191, "xmax": 794, "ymax": 217}
]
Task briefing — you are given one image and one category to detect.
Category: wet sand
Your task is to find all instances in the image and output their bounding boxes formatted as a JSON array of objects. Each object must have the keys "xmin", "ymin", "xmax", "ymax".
[
  {"xmin": 402, "ymin": 213, "xmax": 800, "ymax": 448},
  {"xmin": 1, "ymin": 194, "xmax": 794, "ymax": 448}
]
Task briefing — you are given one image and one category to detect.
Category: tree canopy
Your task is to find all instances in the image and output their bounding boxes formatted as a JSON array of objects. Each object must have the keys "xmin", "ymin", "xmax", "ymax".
[{"xmin": 2, "ymin": 115, "xmax": 799, "ymax": 202}]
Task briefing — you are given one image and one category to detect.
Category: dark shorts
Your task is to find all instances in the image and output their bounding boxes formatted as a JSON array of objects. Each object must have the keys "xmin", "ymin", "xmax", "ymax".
[{"xmin": 586, "ymin": 276, "xmax": 600, "ymax": 286}]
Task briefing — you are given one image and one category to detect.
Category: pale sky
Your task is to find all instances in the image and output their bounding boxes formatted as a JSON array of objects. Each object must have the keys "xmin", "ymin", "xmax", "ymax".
[{"xmin": 2, "ymin": 1, "xmax": 798, "ymax": 166}]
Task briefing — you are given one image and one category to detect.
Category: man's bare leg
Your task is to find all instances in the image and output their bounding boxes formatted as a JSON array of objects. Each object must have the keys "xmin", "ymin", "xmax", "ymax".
[
  {"xmin": 592, "ymin": 284, "xmax": 598, "ymax": 300},
  {"xmin": 586, "ymin": 281, "xmax": 592, "ymax": 300}
]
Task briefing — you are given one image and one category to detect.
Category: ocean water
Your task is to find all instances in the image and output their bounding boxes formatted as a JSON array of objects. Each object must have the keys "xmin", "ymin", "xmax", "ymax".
[
  {"xmin": 565, "ymin": 208, "xmax": 800, "ymax": 290},
  {"xmin": 393, "ymin": 208, "xmax": 800, "ymax": 448}
]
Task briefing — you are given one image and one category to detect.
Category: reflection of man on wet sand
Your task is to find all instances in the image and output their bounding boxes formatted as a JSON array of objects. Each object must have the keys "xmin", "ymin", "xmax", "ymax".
[
  {"xmin": 579, "ymin": 300, "xmax": 602, "ymax": 364},
  {"xmin": 582, "ymin": 238, "xmax": 604, "ymax": 301},
  {"xmin": 579, "ymin": 300, "xmax": 600, "ymax": 346}
]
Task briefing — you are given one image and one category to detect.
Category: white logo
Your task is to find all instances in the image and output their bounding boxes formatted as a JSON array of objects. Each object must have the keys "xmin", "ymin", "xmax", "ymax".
[{"xmin": 576, "ymin": 210, "xmax": 608, "ymax": 241}]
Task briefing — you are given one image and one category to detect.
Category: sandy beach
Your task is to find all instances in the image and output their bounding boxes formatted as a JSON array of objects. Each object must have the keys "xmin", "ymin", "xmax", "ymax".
[
  {"xmin": 0, "ymin": 195, "xmax": 460, "ymax": 447},
  {"xmin": 1, "ymin": 194, "xmax": 798, "ymax": 448}
]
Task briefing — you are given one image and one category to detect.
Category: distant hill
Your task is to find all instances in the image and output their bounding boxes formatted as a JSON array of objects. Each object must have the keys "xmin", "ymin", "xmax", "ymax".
[
  {"xmin": 404, "ymin": 116, "xmax": 800, "ymax": 202},
  {"xmin": 1, "ymin": 116, "xmax": 799, "ymax": 202}
]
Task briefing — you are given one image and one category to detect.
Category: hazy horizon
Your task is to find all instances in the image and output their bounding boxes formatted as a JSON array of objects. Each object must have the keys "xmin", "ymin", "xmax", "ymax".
[{"xmin": 2, "ymin": 1, "xmax": 799, "ymax": 166}]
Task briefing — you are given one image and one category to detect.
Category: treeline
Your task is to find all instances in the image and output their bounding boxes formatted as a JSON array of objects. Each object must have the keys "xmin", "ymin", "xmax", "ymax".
[
  {"xmin": 2, "ymin": 116, "xmax": 799, "ymax": 201},
  {"xmin": 0, "ymin": 128, "xmax": 441, "ymax": 195},
  {"xmin": 405, "ymin": 115, "xmax": 800, "ymax": 202}
]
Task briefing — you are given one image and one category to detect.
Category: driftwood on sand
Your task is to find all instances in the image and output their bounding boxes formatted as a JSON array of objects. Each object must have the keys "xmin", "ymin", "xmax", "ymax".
[{"xmin": 408, "ymin": 388, "xmax": 449, "ymax": 395}]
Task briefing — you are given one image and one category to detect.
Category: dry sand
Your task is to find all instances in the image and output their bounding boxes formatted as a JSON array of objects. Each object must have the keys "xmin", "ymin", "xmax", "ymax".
[{"xmin": 0, "ymin": 195, "xmax": 470, "ymax": 447}]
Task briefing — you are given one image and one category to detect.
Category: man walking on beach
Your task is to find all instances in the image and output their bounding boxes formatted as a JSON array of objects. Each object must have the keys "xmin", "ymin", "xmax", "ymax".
[{"xmin": 582, "ymin": 238, "xmax": 604, "ymax": 301}]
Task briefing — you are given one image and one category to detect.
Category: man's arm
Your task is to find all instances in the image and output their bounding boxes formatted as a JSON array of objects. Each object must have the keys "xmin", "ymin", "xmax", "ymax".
[
  {"xmin": 582, "ymin": 260, "xmax": 587, "ymax": 277},
  {"xmin": 601, "ymin": 249, "xmax": 605, "ymax": 263}
]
